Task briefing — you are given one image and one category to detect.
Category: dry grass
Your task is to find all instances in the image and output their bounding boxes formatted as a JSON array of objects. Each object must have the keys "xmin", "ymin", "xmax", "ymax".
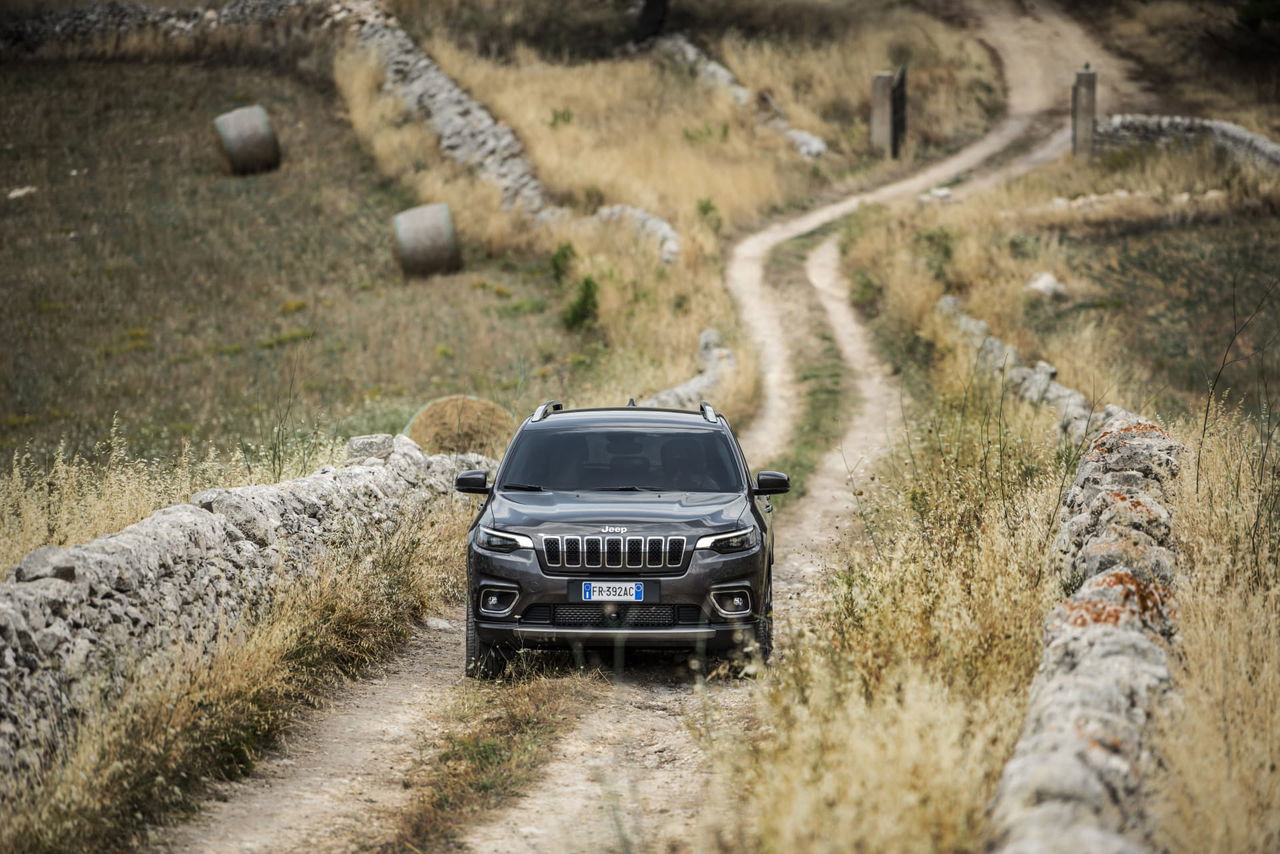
[
  {"xmin": 0, "ymin": 60, "xmax": 589, "ymax": 461},
  {"xmin": 839, "ymin": 141, "xmax": 1280, "ymax": 416},
  {"xmin": 372, "ymin": 0, "xmax": 1001, "ymax": 429},
  {"xmin": 830, "ymin": 125, "xmax": 1280, "ymax": 850},
  {"xmin": 1146, "ymin": 407, "xmax": 1280, "ymax": 853},
  {"xmin": 1067, "ymin": 0, "xmax": 1280, "ymax": 137},
  {"xmin": 403, "ymin": 395, "xmax": 515, "ymax": 458},
  {"xmin": 0, "ymin": 423, "xmax": 339, "ymax": 571},
  {"xmin": 0, "ymin": 502, "xmax": 471, "ymax": 853},
  {"xmin": 384, "ymin": 670, "xmax": 600, "ymax": 852},
  {"xmin": 707, "ymin": 353, "xmax": 1064, "ymax": 851},
  {"xmin": 717, "ymin": 8, "xmax": 999, "ymax": 157}
]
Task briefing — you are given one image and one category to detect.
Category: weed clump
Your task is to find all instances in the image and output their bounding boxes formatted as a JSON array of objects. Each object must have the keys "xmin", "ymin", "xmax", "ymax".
[{"xmin": 562, "ymin": 276, "xmax": 599, "ymax": 331}]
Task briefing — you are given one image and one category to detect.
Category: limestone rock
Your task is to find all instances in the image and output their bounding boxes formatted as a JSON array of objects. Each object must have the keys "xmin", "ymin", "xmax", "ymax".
[{"xmin": 1025, "ymin": 272, "xmax": 1069, "ymax": 300}]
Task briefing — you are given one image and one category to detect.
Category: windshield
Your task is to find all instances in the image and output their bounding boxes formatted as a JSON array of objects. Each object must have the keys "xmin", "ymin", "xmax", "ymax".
[{"xmin": 498, "ymin": 427, "xmax": 744, "ymax": 493}]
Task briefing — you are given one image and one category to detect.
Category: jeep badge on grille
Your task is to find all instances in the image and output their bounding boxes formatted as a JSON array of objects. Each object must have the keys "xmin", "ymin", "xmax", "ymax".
[{"xmin": 601, "ymin": 525, "xmax": 628, "ymax": 534}]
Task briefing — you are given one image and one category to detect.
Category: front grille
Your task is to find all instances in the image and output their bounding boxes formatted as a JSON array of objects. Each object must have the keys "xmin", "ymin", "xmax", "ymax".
[
  {"xmin": 552, "ymin": 604, "xmax": 676, "ymax": 627},
  {"xmin": 541, "ymin": 534, "xmax": 688, "ymax": 573}
]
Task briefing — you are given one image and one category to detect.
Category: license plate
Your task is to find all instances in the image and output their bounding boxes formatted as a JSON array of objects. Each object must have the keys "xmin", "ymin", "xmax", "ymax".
[{"xmin": 582, "ymin": 581, "xmax": 646, "ymax": 602}]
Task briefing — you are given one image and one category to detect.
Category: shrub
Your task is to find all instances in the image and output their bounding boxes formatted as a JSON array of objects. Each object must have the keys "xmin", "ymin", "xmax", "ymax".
[{"xmin": 562, "ymin": 276, "xmax": 599, "ymax": 330}]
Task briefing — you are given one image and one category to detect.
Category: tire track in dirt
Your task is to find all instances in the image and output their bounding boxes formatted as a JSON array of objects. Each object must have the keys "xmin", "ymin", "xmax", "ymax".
[
  {"xmin": 152, "ymin": 617, "xmax": 465, "ymax": 853},
  {"xmin": 154, "ymin": 3, "xmax": 1151, "ymax": 851},
  {"xmin": 461, "ymin": 4, "xmax": 1152, "ymax": 852}
]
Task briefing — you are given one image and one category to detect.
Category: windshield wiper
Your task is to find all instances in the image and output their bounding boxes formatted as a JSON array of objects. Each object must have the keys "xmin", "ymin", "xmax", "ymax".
[{"xmin": 500, "ymin": 483, "xmax": 545, "ymax": 491}]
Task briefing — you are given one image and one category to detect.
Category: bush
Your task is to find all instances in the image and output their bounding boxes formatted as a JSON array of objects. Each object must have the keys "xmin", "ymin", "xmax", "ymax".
[{"xmin": 562, "ymin": 276, "xmax": 599, "ymax": 330}]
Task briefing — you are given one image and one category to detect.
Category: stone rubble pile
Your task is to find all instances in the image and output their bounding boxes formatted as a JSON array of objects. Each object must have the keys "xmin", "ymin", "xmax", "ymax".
[
  {"xmin": 0, "ymin": 0, "xmax": 683, "ymax": 262},
  {"xmin": 1096, "ymin": 114, "xmax": 1280, "ymax": 171},
  {"xmin": 638, "ymin": 329, "xmax": 736, "ymax": 409},
  {"xmin": 595, "ymin": 204, "xmax": 682, "ymax": 265},
  {"xmin": 653, "ymin": 33, "xmax": 829, "ymax": 160},
  {"xmin": 937, "ymin": 296, "xmax": 1185, "ymax": 853},
  {"xmin": 0, "ymin": 435, "xmax": 490, "ymax": 785}
]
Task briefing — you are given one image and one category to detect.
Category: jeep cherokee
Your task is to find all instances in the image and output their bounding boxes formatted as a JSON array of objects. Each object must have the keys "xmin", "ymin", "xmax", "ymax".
[{"xmin": 455, "ymin": 400, "xmax": 789, "ymax": 678}]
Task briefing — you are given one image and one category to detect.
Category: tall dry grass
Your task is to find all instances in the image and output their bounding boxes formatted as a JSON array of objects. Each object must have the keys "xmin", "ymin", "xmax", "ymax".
[
  {"xmin": 707, "ymin": 351, "xmax": 1064, "ymax": 851},
  {"xmin": 333, "ymin": 41, "xmax": 760, "ymax": 423},
  {"xmin": 1147, "ymin": 406, "xmax": 1280, "ymax": 853},
  {"xmin": 832, "ymin": 131, "xmax": 1280, "ymax": 850},
  {"xmin": 0, "ymin": 499, "xmax": 474, "ymax": 853},
  {"xmin": 0, "ymin": 423, "xmax": 339, "ymax": 571},
  {"xmin": 717, "ymin": 8, "xmax": 999, "ymax": 157},
  {"xmin": 839, "ymin": 141, "xmax": 1280, "ymax": 416}
]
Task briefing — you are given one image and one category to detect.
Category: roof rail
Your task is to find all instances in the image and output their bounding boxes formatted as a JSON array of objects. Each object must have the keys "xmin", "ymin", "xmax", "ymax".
[
  {"xmin": 530, "ymin": 400, "xmax": 564, "ymax": 422},
  {"xmin": 699, "ymin": 401, "xmax": 718, "ymax": 424}
]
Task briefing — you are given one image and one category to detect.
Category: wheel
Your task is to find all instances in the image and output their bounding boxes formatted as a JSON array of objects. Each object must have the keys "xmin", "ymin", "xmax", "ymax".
[
  {"xmin": 754, "ymin": 576, "xmax": 774, "ymax": 663},
  {"xmin": 465, "ymin": 602, "xmax": 506, "ymax": 679}
]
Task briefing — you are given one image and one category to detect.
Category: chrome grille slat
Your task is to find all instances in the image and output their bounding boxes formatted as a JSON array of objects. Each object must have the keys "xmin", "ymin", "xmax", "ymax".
[
  {"xmin": 584, "ymin": 537, "xmax": 602, "ymax": 568},
  {"xmin": 666, "ymin": 537, "xmax": 685, "ymax": 566},
  {"xmin": 605, "ymin": 537, "xmax": 623, "ymax": 568},
  {"xmin": 646, "ymin": 536, "xmax": 664, "ymax": 566},
  {"xmin": 564, "ymin": 536, "xmax": 582, "ymax": 567},
  {"xmin": 626, "ymin": 537, "xmax": 643, "ymax": 568},
  {"xmin": 543, "ymin": 536, "xmax": 562, "ymax": 567}
]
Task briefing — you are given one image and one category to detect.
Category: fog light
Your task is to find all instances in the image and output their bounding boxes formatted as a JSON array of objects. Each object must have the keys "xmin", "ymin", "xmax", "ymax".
[
  {"xmin": 478, "ymin": 587, "xmax": 518, "ymax": 616},
  {"xmin": 711, "ymin": 589, "xmax": 752, "ymax": 618}
]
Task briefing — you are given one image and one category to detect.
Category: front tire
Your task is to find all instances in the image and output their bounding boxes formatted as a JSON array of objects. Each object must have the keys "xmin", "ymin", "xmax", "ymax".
[
  {"xmin": 754, "ymin": 576, "xmax": 774, "ymax": 662},
  {"xmin": 465, "ymin": 603, "xmax": 506, "ymax": 679}
]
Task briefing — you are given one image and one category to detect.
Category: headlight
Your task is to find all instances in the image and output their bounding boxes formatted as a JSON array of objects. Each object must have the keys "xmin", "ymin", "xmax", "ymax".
[
  {"xmin": 695, "ymin": 527, "xmax": 760, "ymax": 554},
  {"xmin": 476, "ymin": 527, "xmax": 535, "ymax": 553}
]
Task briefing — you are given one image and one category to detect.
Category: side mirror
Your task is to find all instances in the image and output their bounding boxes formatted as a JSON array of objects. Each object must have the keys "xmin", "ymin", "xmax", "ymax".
[
  {"xmin": 754, "ymin": 471, "xmax": 790, "ymax": 496},
  {"xmin": 455, "ymin": 470, "xmax": 490, "ymax": 495}
]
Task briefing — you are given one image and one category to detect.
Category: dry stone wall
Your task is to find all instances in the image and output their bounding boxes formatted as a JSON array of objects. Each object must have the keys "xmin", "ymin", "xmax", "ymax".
[
  {"xmin": 936, "ymin": 295, "xmax": 1136, "ymax": 442},
  {"xmin": 937, "ymin": 297, "xmax": 1184, "ymax": 853},
  {"xmin": 638, "ymin": 329, "xmax": 736, "ymax": 409},
  {"xmin": 0, "ymin": 435, "xmax": 489, "ymax": 787},
  {"xmin": 653, "ymin": 33, "xmax": 829, "ymax": 160},
  {"xmin": 1096, "ymin": 114, "xmax": 1280, "ymax": 171}
]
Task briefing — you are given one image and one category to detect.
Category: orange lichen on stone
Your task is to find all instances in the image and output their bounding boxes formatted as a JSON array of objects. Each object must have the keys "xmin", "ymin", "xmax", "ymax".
[
  {"xmin": 1091, "ymin": 422, "xmax": 1170, "ymax": 447},
  {"xmin": 1063, "ymin": 599, "xmax": 1134, "ymax": 627},
  {"xmin": 1060, "ymin": 571, "xmax": 1171, "ymax": 629}
]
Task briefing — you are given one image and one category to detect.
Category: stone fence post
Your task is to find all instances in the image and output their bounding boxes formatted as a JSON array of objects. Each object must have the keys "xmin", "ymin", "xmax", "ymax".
[
  {"xmin": 1072, "ymin": 64, "xmax": 1097, "ymax": 160},
  {"xmin": 871, "ymin": 66, "xmax": 907, "ymax": 159}
]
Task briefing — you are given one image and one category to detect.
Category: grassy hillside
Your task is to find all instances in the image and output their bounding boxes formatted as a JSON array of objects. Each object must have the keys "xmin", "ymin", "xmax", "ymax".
[
  {"xmin": 1067, "ymin": 0, "xmax": 1280, "ymax": 136},
  {"xmin": 0, "ymin": 62, "xmax": 588, "ymax": 460},
  {"xmin": 703, "ymin": 139, "xmax": 1280, "ymax": 851}
]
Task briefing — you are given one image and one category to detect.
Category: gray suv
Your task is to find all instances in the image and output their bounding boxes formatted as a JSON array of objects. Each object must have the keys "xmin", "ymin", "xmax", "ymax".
[{"xmin": 455, "ymin": 401, "xmax": 789, "ymax": 678}]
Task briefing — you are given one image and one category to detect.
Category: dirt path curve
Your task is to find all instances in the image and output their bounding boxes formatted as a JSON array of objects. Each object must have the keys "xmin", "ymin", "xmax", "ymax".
[
  {"xmin": 464, "ymin": 4, "xmax": 1152, "ymax": 852},
  {"xmin": 154, "ymin": 3, "xmax": 1151, "ymax": 852},
  {"xmin": 732, "ymin": 0, "xmax": 1148, "ymax": 465}
]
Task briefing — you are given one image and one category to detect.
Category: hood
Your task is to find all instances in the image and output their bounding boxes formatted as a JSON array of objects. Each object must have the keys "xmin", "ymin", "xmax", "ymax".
[{"xmin": 485, "ymin": 490, "xmax": 749, "ymax": 538}]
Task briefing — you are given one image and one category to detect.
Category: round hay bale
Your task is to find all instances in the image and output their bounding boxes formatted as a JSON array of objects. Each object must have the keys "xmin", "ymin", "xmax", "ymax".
[
  {"xmin": 213, "ymin": 105, "xmax": 281, "ymax": 175},
  {"xmin": 394, "ymin": 203, "xmax": 462, "ymax": 277},
  {"xmin": 404, "ymin": 395, "xmax": 514, "ymax": 456}
]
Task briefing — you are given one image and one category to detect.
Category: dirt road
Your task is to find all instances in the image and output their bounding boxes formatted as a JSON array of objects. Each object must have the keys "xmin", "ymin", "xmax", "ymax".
[{"xmin": 155, "ymin": 2, "xmax": 1149, "ymax": 851}]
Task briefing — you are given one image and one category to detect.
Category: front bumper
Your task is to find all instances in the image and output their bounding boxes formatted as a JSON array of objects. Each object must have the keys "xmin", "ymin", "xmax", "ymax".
[
  {"xmin": 469, "ymin": 540, "xmax": 767, "ymax": 651},
  {"xmin": 474, "ymin": 621, "xmax": 756, "ymax": 650}
]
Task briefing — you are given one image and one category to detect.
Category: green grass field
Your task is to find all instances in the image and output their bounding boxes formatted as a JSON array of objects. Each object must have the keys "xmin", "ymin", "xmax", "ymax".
[{"xmin": 0, "ymin": 61, "xmax": 584, "ymax": 459}]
